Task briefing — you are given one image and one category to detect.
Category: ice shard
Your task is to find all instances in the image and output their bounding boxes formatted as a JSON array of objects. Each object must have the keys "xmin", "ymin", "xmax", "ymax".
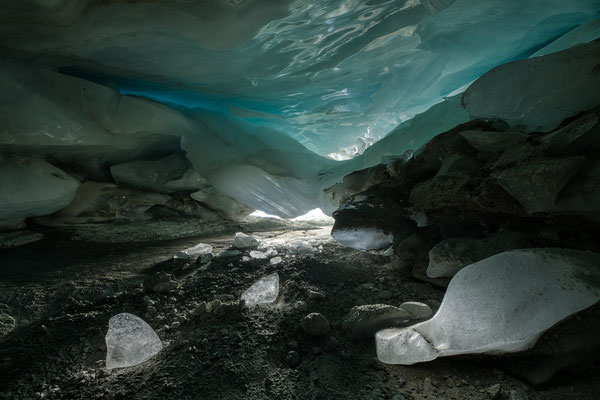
[
  {"xmin": 105, "ymin": 313, "xmax": 163, "ymax": 370},
  {"xmin": 240, "ymin": 273, "xmax": 279, "ymax": 306}
]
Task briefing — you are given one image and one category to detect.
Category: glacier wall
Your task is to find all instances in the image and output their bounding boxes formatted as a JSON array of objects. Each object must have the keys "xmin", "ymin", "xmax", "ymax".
[{"xmin": 0, "ymin": 0, "xmax": 599, "ymax": 223}]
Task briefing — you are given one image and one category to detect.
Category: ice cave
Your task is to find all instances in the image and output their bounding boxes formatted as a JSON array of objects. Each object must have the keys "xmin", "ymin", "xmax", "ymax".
[{"xmin": 1, "ymin": 0, "xmax": 600, "ymax": 399}]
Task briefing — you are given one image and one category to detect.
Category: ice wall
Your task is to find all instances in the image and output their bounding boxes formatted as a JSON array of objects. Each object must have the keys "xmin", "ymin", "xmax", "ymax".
[
  {"xmin": 1, "ymin": 0, "xmax": 598, "ymax": 155},
  {"xmin": 1, "ymin": 1, "xmax": 599, "ymax": 220}
]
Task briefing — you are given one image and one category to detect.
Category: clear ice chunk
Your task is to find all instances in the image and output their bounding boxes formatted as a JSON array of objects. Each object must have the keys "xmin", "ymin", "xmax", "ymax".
[
  {"xmin": 332, "ymin": 228, "xmax": 393, "ymax": 251},
  {"xmin": 233, "ymin": 232, "xmax": 261, "ymax": 249},
  {"xmin": 376, "ymin": 249, "xmax": 600, "ymax": 365},
  {"xmin": 249, "ymin": 250, "xmax": 267, "ymax": 259},
  {"xmin": 174, "ymin": 242, "xmax": 213, "ymax": 260},
  {"xmin": 240, "ymin": 273, "xmax": 279, "ymax": 306},
  {"xmin": 105, "ymin": 313, "xmax": 163, "ymax": 370},
  {"xmin": 270, "ymin": 256, "xmax": 283, "ymax": 265}
]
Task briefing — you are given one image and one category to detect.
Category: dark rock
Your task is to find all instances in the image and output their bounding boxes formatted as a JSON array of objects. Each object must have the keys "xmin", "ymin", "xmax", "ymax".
[
  {"xmin": 286, "ymin": 350, "xmax": 300, "ymax": 368},
  {"xmin": 426, "ymin": 231, "xmax": 527, "ymax": 278},
  {"xmin": 143, "ymin": 271, "xmax": 179, "ymax": 293},
  {"xmin": 460, "ymin": 130, "xmax": 527, "ymax": 153},
  {"xmin": 342, "ymin": 304, "xmax": 411, "ymax": 341},
  {"xmin": 301, "ymin": 313, "xmax": 330, "ymax": 337},
  {"xmin": 493, "ymin": 156, "xmax": 586, "ymax": 213}
]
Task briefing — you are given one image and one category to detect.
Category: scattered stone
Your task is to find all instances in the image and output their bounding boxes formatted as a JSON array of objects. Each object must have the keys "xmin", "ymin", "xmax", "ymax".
[
  {"xmin": 379, "ymin": 290, "xmax": 393, "ymax": 299},
  {"xmin": 240, "ymin": 273, "xmax": 279, "ymax": 306},
  {"xmin": 218, "ymin": 249, "xmax": 242, "ymax": 258},
  {"xmin": 301, "ymin": 313, "xmax": 330, "ymax": 337},
  {"xmin": 249, "ymin": 250, "xmax": 266, "ymax": 259},
  {"xmin": 325, "ymin": 336, "xmax": 340, "ymax": 351},
  {"xmin": 0, "ymin": 230, "xmax": 44, "ymax": 249},
  {"xmin": 508, "ymin": 389, "xmax": 529, "ymax": 400},
  {"xmin": 143, "ymin": 271, "xmax": 179, "ymax": 293},
  {"xmin": 142, "ymin": 296, "xmax": 154, "ymax": 306},
  {"xmin": 399, "ymin": 302, "xmax": 433, "ymax": 319},
  {"xmin": 214, "ymin": 294, "xmax": 234, "ymax": 302},
  {"xmin": 286, "ymin": 350, "xmax": 301, "ymax": 368},
  {"xmin": 294, "ymin": 300, "xmax": 309, "ymax": 312},
  {"xmin": 427, "ymin": 232, "xmax": 526, "ymax": 278},
  {"xmin": 105, "ymin": 313, "xmax": 163, "ymax": 370},
  {"xmin": 287, "ymin": 239, "xmax": 314, "ymax": 254},
  {"xmin": 0, "ymin": 310, "xmax": 16, "ymax": 338},
  {"xmin": 342, "ymin": 304, "xmax": 411, "ymax": 341},
  {"xmin": 196, "ymin": 253, "xmax": 213, "ymax": 264},
  {"xmin": 486, "ymin": 384, "xmax": 501, "ymax": 399}
]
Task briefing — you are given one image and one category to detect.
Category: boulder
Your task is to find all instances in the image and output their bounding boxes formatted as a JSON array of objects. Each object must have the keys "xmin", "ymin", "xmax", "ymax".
[
  {"xmin": 143, "ymin": 271, "xmax": 179, "ymax": 293},
  {"xmin": 301, "ymin": 313, "xmax": 330, "ymax": 337}
]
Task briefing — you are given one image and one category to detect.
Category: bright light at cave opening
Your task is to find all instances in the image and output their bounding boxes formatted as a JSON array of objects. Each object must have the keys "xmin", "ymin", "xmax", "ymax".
[{"xmin": 249, "ymin": 208, "xmax": 334, "ymax": 223}]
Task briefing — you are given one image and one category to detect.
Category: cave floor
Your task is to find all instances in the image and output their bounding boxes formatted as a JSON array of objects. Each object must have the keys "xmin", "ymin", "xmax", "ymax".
[{"xmin": 1, "ymin": 223, "xmax": 599, "ymax": 400}]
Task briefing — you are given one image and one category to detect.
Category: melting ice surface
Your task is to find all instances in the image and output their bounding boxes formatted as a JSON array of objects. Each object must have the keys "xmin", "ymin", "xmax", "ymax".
[{"xmin": 105, "ymin": 313, "xmax": 163, "ymax": 370}]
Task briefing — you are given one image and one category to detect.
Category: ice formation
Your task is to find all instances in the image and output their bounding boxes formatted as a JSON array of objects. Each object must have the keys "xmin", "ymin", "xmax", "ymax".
[
  {"xmin": 332, "ymin": 228, "xmax": 394, "ymax": 251},
  {"xmin": 0, "ymin": 157, "xmax": 80, "ymax": 229},
  {"xmin": 376, "ymin": 249, "xmax": 600, "ymax": 365},
  {"xmin": 1, "ymin": 1, "xmax": 599, "ymax": 219},
  {"xmin": 233, "ymin": 232, "xmax": 262, "ymax": 249},
  {"xmin": 174, "ymin": 242, "xmax": 213, "ymax": 260},
  {"xmin": 240, "ymin": 273, "xmax": 280, "ymax": 306},
  {"xmin": 105, "ymin": 313, "xmax": 163, "ymax": 370}
]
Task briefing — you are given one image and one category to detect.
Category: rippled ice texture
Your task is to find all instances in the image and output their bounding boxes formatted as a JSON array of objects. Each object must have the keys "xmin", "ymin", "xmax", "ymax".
[
  {"xmin": 2, "ymin": 0, "xmax": 598, "ymax": 155},
  {"xmin": 1, "ymin": 0, "xmax": 599, "ymax": 219}
]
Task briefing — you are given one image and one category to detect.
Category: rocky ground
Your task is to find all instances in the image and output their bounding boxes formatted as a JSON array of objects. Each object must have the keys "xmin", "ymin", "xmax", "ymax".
[{"xmin": 1, "ymin": 220, "xmax": 599, "ymax": 400}]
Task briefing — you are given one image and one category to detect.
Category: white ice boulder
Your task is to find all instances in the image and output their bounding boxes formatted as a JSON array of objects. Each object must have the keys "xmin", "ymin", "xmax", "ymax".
[
  {"xmin": 233, "ymin": 232, "xmax": 261, "ymax": 249},
  {"xmin": 0, "ymin": 157, "xmax": 80, "ymax": 229},
  {"xmin": 240, "ymin": 273, "xmax": 279, "ymax": 306},
  {"xmin": 105, "ymin": 313, "xmax": 163, "ymax": 370},
  {"xmin": 376, "ymin": 248, "xmax": 600, "ymax": 365},
  {"xmin": 174, "ymin": 242, "xmax": 213, "ymax": 260},
  {"xmin": 332, "ymin": 228, "xmax": 393, "ymax": 251}
]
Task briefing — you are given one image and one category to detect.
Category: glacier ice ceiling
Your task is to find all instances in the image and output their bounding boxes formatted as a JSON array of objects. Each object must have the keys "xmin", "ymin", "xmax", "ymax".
[{"xmin": 1, "ymin": 0, "xmax": 600, "ymax": 221}]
